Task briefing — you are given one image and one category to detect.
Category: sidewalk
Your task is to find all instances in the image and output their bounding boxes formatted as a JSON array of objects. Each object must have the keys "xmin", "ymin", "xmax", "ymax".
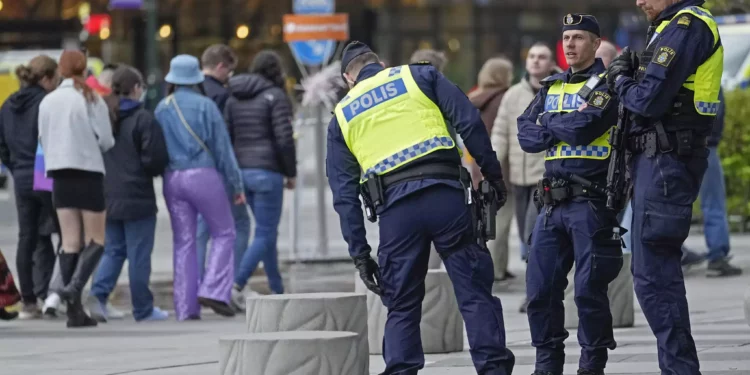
[{"xmin": 1, "ymin": 254, "xmax": 748, "ymax": 375}]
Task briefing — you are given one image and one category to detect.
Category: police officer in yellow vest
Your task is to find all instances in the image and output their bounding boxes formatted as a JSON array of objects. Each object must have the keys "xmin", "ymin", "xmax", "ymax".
[
  {"xmin": 605, "ymin": 1, "xmax": 724, "ymax": 373},
  {"xmin": 517, "ymin": 15, "xmax": 624, "ymax": 375},
  {"xmin": 327, "ymin": 41, "xmax": 515, "ymax": 375}
]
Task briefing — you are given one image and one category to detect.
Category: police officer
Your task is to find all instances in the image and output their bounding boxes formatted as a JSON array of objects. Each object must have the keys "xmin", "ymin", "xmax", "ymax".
[
  {"xmin": 326, "ymin": 41, "xmax": 515, "ymax": 375},
  {"xmin": 605, "ymin": 0, "xmax": 723, "ymax": 373},
  {"xmin": 517, "ymin": 15, "xmax": 624, "ymax": 375}
]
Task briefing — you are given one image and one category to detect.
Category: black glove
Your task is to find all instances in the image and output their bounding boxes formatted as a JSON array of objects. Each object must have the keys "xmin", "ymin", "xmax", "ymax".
[
  {"xmin": 606, "ymin": 46, "xmax": 635, "ymax": 93},
  {"xmin": 489, "ymin": 179, "xmax": 508, "ymax": 208},
  {"xmin": 353, "ymin": 254, "xmax": 383, "ymax": 295}
]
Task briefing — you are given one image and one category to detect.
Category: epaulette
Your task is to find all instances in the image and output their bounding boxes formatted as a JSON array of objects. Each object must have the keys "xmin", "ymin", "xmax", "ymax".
[{"xmin": 674, "ymin": 13, "xmax": 693, "ymax": 29}]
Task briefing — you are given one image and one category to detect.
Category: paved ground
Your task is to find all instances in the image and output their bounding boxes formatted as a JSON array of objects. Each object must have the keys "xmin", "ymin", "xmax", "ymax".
[{"xmin": 1, "ymin": 230, "xmax": 749, "ymax": 374}]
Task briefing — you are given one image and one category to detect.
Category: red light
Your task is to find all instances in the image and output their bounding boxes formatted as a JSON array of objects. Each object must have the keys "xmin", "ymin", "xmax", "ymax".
[{"xmin": 85, "ymin": 14, "xmax": 111, "ymax": 34}]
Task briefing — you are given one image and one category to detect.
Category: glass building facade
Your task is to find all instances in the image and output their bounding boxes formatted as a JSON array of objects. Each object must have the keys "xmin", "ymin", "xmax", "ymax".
[{"xmin": 1, "ymin": 0, "xmax": 649, "ymax": 90}]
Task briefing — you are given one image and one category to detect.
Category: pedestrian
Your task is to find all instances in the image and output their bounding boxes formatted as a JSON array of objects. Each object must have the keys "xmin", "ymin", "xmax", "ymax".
[
  {"xmin": 595, "ymin": 40, "xmax": 618, "ymax": 68},
  {"xmin": 196, "ymin": 44, "xmax": 250, "ymax": 282},
  {"xmin": 87, "ymin": 65, "xmax": 170, "ymax": 322},
  {"xmin": 0, "ymin": 55, "xmax": 60, "ymax": 319},
  {"xmin": 154, "ymin": 54, "xmax": 244, "ymax": 320},
  {"xmin": 38, "ymin": 49, "xmax": 115, "ymax": 328},
  {"xmin": 491, "ymin": 42, "xmax": 557, "ymax": 312},
  {"xmin": 225, "ymin": 50, "xmax": 296, "ymax": 310},
  {"xmin": 328, "ymin": 41, "xmax": 515, "ymax": 375},
  {"xmin": 606, "ymin": 0, "xmax": 725, "ymax": 373},
  {"xmin": 466, "ymin": 57, "xmax": 515, "ymax": 282},
  {"xmin": 0, "ymin": 248, "xmax": 21, "ymax": 321},
  {"xmin": 680, "ymin": 87, "xmax": 742, "ymax": 276},
  {"xmin": 409, "ymin": 49, "xmax": 448, "ymax": 73},
  {"xmin": 517, "ymin": 14, "xmax": 623, "ymax": 375}
]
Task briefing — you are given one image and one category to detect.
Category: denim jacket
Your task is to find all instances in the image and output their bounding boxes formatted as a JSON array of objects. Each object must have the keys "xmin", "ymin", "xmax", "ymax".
[{"xmin": 154, "ymin": 87, "xmax": 243, "ymax": 194}]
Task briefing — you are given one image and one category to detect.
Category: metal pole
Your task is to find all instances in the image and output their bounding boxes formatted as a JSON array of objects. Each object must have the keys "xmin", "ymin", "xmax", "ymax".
[
  {"xmin": 315, "ymin": 104, "xmax": 328, "ymax": 257},
  {"xmin": 144, "ymin": 0, "xmax": 160, "ymax": 110}
]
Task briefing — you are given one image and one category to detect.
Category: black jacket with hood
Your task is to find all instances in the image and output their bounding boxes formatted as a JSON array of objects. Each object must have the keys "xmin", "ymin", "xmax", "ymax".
[
  {"xmin": 224, "ymin": 74, "xmax": 296, "ymax": 177},
  {"xmin": 103, "ymin": 99, "xmax": 169, "ymax": 221},
  {"xmin": 0, "ymin": 85, "xmax": 47, "ymax": 192}
]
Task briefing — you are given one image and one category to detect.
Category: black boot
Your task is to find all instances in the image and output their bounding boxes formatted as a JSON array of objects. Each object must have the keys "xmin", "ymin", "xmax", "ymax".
[{"xmin": 59, "ymin": 242, "xmax": 103, "ymax": 328}]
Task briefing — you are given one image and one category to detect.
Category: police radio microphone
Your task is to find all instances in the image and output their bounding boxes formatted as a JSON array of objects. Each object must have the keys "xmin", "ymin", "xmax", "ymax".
[{"xmin": 577, "ymin": 75, "xmax": 603, "ymax": 101}]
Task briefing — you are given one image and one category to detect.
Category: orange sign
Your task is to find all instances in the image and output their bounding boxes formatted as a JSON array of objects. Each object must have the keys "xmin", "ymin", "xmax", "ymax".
[{"xmin": 283, "ymin": 13, "xmax": 349, "ymax": 42}]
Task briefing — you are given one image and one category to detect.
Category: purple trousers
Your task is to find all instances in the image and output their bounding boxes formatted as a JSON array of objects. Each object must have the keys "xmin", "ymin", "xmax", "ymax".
[{"xmin": 163, "ymin": 168, "xmax": 236, "ymax": 321}]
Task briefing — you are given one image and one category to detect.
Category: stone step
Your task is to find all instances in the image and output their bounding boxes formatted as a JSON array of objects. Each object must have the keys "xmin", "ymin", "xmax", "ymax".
[
  {"xmin": 219, "ymin": 331, "xmax": 365, "ymax": 375},
  {"xmin": 244, "ymin": 292, "xmax": 369, "ymax": 374},
  {"xmin": 355, "ymin": 269, "xmax": 464, "ymax": 354}
]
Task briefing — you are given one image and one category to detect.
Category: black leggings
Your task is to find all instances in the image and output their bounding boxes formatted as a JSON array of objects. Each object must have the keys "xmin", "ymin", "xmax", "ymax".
[{"xmin": 14, "ymin": 188, "xmax": 57, "ymax": 303}]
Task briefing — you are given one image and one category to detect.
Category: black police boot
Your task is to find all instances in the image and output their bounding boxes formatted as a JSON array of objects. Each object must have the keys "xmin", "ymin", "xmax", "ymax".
[
  {"xmin": 531, "ymin": 371, "xmax": 560, "ymax": 375},
  {"xmin": 59, "ymin": 242, "xmax": 103, "ymax": 328},
  {"xmin": 578, "ymin": 369, "xmax": 605, "ymax": 375}
]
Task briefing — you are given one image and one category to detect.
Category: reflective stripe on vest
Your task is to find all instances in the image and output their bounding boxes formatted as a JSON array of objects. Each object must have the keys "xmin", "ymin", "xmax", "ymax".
[
  {"xmin": 544, "ymin": 74, "xmax": 612, "ymax": 161},
  {"xmin": 654, "ymin": 6, "xmax": 723, "ymax": 116},
  {"xmin": 333, "ymin": 65, "xmax": 456, "ymax": 180}
]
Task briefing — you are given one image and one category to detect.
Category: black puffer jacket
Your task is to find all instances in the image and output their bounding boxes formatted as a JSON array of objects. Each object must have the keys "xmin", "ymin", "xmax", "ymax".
[
  {"xmin": 0, "ymin": 85, "xmax": 47, "ymax": 191},
  {"xmin": 225, "ymin": 74, "xmax": 296, "ymax": 177},
  {"xmin": 103, "ymin": 100, "xmax": 169, "ymax": 221}
]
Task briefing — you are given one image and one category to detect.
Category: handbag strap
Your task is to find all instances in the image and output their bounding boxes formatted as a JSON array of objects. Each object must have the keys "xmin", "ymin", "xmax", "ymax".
[{"xmin": 165, "ymin": 94, "xmax": 213, "ymax": 158}]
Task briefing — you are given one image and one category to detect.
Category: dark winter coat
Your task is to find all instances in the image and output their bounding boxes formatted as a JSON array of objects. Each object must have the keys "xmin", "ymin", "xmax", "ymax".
[
  {"xmin": 103, "ymin": 99, "xmax": 169, "ymax": 221},
  {"xmin": 0, "ymin": 85, "xmax": 47, "ymax": 192},
  {"xmin": 202, "ymin": 75, "xmax": 230, "ymax": 112},
  {"xmin": 224, "ymin": 74, "xmax": 296, "ymax": 177}
]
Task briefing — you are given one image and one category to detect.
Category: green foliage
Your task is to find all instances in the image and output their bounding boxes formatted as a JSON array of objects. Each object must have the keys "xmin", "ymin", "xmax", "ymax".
[
  {"xmin": 718, "ymin": 89, "xmax": 750, "ymax": 218},
  {"xmin": 704, "ymin": 0, "xmax": 750, "ymax": 13}
]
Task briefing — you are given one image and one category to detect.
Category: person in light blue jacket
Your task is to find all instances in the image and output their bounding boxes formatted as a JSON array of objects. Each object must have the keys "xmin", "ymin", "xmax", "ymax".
[{"xmin": 154, "ymin": 55, "xmax": 245, "ymax": 321}]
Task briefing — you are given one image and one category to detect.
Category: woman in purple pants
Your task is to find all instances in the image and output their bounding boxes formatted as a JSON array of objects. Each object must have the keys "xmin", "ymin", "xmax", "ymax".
[{"xmin": 154, "ymin": 55, "xmax": 245, "ymax": 320}]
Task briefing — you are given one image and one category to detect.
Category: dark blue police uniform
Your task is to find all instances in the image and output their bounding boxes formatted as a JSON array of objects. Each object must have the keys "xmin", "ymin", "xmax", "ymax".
[
  {"xmin": 517, "ymin": 14, "xmax": 625, "ymax": 375},
  {"xmin": 608, "ymin": 0, "xmax": 721, "ymax": 373},
  {"xmin": 327, "ymin": 43, "xmax": 515, "ymax": 375}
]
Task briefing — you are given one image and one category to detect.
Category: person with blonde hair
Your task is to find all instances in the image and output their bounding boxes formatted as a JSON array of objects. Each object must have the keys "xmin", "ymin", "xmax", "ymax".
[{"xmin": 466, "ymin": 57, "xmax": 515, "ymax": 281}]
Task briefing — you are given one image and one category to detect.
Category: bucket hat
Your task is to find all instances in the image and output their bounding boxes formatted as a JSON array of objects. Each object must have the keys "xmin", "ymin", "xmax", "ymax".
[{"xmin": 165, "ymin": 55, "xmax": 204, "ymax": 85}]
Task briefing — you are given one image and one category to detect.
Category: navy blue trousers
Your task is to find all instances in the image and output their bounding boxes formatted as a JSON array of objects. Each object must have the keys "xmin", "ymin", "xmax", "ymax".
[
  {"xmin": 377, "ymin": 185, "xmax": 515, "ymax": 375},
  {"xmin": 526, "ymin": 199, "xmax": 623, "ymax": 373},
  {"xmin": 630, "ymin": 151, "xmax": 706, "ymax": 375}
]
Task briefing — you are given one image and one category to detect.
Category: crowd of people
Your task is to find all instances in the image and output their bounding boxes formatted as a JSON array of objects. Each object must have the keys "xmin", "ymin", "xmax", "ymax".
[
  {"xmin": 0, "ymin": 34, "xmax": 740, "ymax": 328},
  {"xmin": 0, "ymin": 44, "xmax": 297, "ymax": 326}
]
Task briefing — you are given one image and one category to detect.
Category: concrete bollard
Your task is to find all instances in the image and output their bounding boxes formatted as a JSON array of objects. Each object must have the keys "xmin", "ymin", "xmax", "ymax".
[
  {"xmin": 355, "ymin": 269, "xmax": 464, "ymax": 354},
  {"xmin": 564, "ymin": 252, "xmax": 634, "ymax": 329},
  {"xmin": 219, "ymin": 331, "xmax": 363, "ymax": 375},
  {"xmin": 244, "ymin": 293, "xmax": 368, "ymax": 373}
]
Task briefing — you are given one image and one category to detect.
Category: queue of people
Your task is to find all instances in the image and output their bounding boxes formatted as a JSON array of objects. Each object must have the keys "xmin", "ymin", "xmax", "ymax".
[{"xmin": 0, "ymin": 44, "xmax": 297, "ymax": 326}]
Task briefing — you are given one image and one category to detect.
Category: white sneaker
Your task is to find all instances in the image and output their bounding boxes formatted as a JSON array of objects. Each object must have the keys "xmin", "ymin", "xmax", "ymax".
[
  {"xmin": 43, "ymin": 293, "xmax": 61, "ymax": 318},
  {"xmin": 230, "ymin": 287, "xmax": 246, "ymax": 312},
  {"xmin": 18, "ymin": 303, "xmax": 42, "ymax": 320},
  {"xmin": 105, "ymin": 302, "xmax": 126, "ymax": 320}
]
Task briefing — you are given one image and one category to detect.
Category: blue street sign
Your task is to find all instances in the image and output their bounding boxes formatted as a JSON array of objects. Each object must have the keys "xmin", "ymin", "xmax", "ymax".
[
  {"xmin": 109, "ymin": 0, "xmax": 143, "ymax": 9},
  {"xmin": 289, "ymin": 0, "xmax": 336, "ymax": 66}
]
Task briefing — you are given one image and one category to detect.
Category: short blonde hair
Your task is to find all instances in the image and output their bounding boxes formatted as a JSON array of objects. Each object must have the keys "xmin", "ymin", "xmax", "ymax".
[
  {"xmin": 477, "ymin": 58, "xmax": 513, "ymax": 90},
  {"xmin": 410, "ymin": 49, "xmax": 448, "ymax": 72}
]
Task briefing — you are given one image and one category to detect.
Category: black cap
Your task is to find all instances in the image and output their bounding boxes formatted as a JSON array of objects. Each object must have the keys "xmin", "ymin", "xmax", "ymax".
[
  {"xmin": 562, "ymin": 14, "xmax": 600, "ymax": 37},
  {"xmin": 340, "ymin": 41, "xmax": 374, "ymax": 78}
]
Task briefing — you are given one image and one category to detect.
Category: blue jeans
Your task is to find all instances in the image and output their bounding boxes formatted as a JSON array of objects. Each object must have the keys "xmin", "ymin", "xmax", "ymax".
[
  {"xmin": 234, "ymin": 168, "xmax": 284, "ymax": 294},
  {"xmin": 699, "ymin": 147, "xmax": 730, "ymax": 261},
  {"xmin": 91, "ymin": 215, "xmax": 157, "ymax": 321},
  {"xmin": 621, "ymin": 147, "xmax": 730, "ymax": 261},
  {"xmin": 196, "ymin": 194, "xmax": 250, "ymax": 280}
]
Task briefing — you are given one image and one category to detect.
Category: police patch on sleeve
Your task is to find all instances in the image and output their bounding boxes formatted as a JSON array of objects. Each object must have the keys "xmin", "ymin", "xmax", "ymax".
[
  {"xmin": 652, "ymin": 46, "xmax": 676, "ymax": 67},
  {"xmin": 587, "ymin": 91, "xmax": 611, "ymax": 109}
]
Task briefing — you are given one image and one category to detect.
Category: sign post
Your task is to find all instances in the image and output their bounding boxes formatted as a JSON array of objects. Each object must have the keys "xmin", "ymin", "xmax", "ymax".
[{"xmin": 284, "ymin": 0, "xmax": 349, "ymax": 261}]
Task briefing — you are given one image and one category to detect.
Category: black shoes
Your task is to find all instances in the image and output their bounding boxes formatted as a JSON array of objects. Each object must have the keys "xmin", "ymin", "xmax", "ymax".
[
  {"xmin": 707, "ymin": 257, "xmax": 743, "ymax": 278},
  {"xmin": 58, "ymin": 241, "xmax": 104, "ymax": 328},
  {"xmin": 577, "ymin": 369, "xmax": 604, "ymax": 375},
  {"xmin": 198, "ymin": 297, "xmax": 236, "ymax": 317},
  {"xmin": 0, "ymin": 308, "xmax": 18, "ymax": 321}
]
